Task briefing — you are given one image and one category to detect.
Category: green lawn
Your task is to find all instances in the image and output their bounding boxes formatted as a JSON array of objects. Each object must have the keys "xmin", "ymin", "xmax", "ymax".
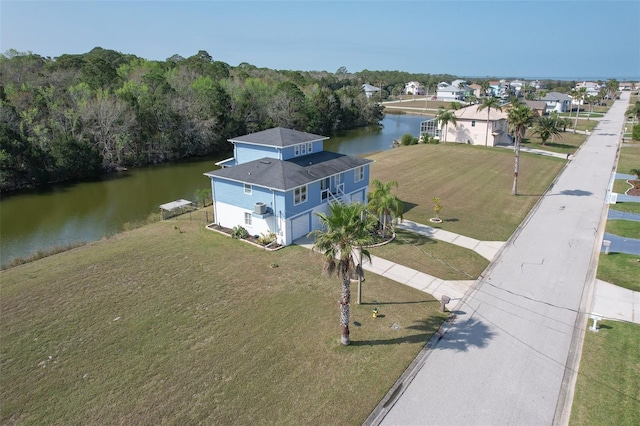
[
  {"xmin": 369, "ymin": 144, "xmax": 565, "ymax": 241},
  {"xmin": 522, "ymin": 129, "xmax": 586, "ymax": 154},
  {"xmin": 369, "ymin": 229, "xmax": 489, "ymax": 280},
  {"xmin": 613, "ymin": 179, "xmax": 637, "ymax": 194},
  {"xmin": 570, "ymin": 321, "xmax": 640, "ymax": 425},
  {"xmin": 617, "ymin": 146, "xmax": 640, "ymax": 176},
  {"xmin": 0, "ymin": 212, "xmax": 447, "ymax": 424},
  {"xmin": 596, "ymin": 253, "xmax": 640, "ymax": 292},
  {"xmin": 606, "ymin": 220, "xmax": 640, "ymax": 239}
]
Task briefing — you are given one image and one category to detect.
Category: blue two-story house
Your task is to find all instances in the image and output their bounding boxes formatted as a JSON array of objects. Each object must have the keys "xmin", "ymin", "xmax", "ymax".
[{"xmin": 204, "ymin": 127, "xmax": 373, "ymax": 246}]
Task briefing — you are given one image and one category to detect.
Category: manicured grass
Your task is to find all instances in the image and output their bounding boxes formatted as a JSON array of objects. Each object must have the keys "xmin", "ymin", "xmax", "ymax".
[
  {"xmin": 596, "ymin": 253, "xmax": 640, "ymax": 292},
  {"xmin": 606, "ymin": 220, "xmax": 640, "ymax": 239},
  {"xmin": 522, "ymin": 130, "xmax": 586, "ymax": 154},
  {"xmin": 0, "ymin": 212, "xmax": 447, "ymax": 424},
  {"xmin": 369, "ymin": 229, "xmax": 489, "ymax": 280},
  {"xmin": 613, "ymin": 179, "xmax": 636, "ymax": 194},
  {"xmin": 617, "ymin": 146, "xmax": 640, "ymax": 176},
  {"xmin": 610, "ymin": 203, "xmax": 640, "ymax": 214},
  {"xmin": 368, "ymin": 144, "xmax": 565, "ymax": 241},
  {"xmin": 570, "ymin": 321, "xmax": 640, "ymax": 426}
]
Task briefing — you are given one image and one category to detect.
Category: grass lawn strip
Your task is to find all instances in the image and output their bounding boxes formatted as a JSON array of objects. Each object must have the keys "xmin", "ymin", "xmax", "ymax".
[
  {"xmin": 369, "ymin": 229, "xmax": 489, "ymax": 280},
  {"xmin": 0, "ymin": 212, "xmax": 447, "ymax": 424},
  {"xmin": 570, "ymin": 321, "xmax": 640, "ymax": 426},
  {"xmin": 596, "ymin": 253, "xmax": 640, "ymax": 292},
  {"xmin": 605, "ymin": 220, "xmax": 640, "ymax": 240},
  {"xmin": 368, "ymin": 144, "xmax": 565, "ymax": 241}
]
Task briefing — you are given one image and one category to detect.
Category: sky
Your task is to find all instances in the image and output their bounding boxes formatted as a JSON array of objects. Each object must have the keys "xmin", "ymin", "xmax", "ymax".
[{"xmin": 2, "ymin": 0, "xmax": 639, "ymax": 80}]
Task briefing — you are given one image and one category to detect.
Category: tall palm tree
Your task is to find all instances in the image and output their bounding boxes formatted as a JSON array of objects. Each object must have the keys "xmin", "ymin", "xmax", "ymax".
[
  {"xmin": 367, "ymin": 179, "xmax": 404, "ymax": 238},
  {"xmin": 480, "ymin": 80, "xmax": 490, "ymax": 97},
  {"xmin": 572, "ymin": 87, "xmax": 587, "ymax": 132},
  {"xmin": 310, "ymin": 202, "xmax": 374, "ymax": 345},
  {"xmin": 436, "ymin": 108, "xmax": 457, "ymax": 143},
  {"xmin": 477, "ymin": 96, "xmax": 502, "ymax": 147},
  {"xmin": 507, "ymin": 104, "xmax": 534, "ymax": 196},
  {"xmin": 532, "ymin": 116, "xmax": 562, "ymax": 146}
]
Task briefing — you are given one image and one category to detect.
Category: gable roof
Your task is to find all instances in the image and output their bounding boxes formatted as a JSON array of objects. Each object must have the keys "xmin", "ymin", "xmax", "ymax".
[
  {"xmin": 228, "ymin": 127, "xmax": 328, "ymax": 148},
  {"xmin": 205, "ymin": 151, "xmax": 372, "ymax": 191},
  {"xmin": 454, "ymin": 105, "xmax": 508, "ymax": 121},
  {"xmin": 522, "ymin": 100, "xmax": 547, "ymax": 110},
  {"xmin": 541, "ymin": 92, "xmax": 571, "ymax": 102},
  {"xmin": 362, "ymin": 84, "xmax": 380, "ymax": 92}
]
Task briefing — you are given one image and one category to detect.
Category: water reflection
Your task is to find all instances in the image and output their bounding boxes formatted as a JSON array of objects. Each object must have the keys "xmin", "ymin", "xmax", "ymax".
[{"xmin": 0, "ymin": 114, "xmax": 428, "ymax": 265}]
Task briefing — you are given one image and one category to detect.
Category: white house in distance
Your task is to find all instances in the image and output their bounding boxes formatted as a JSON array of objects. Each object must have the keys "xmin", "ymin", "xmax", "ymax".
[
  {"xmin": 436, "ymin": 80, "xmax": 473, "ymax": 101},
  {"xmin": 404, "ymin": 81, "xmax": 425, "ymax": 95},
  {"xmin": 541, "ymin": 92, "xmax": 572, "ymax": 113},
  {"xmin": 420, "ymin": 105, "xmax": 510, "ymax": 147},
  {"xmin": 362, "ymin": 84, "xmax": 381, "ymax": 99}
]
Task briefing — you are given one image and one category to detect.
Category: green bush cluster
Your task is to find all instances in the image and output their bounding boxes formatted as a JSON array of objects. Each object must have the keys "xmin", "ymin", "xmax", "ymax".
[
  {"xmin": 632, "ymin": 124, "xmax": 640, "ymax": 141},
  {"xmin": 231, "ymin": 226, "xmax": 249, "ymax": 239}
]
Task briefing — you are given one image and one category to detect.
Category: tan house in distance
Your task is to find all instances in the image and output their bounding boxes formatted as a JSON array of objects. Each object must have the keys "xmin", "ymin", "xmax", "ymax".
[{"xmin": 422, "ymin": 105, "xmax": 509, "ymax": 146}]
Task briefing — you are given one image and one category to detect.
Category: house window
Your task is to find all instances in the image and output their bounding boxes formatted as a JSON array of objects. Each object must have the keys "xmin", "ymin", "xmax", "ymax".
[
  {"xmin": 244, "ymin": 212, "xmax": 252, "ymax": 226},
  {"xmin": 294, "ymin": 185, "xmax": 307, "ymax": 205},
  {"xmin": 355, "ymin": 166, "xmax": 364, "ymax": 182},
  {"xmin": 244, "ymin": 183, "xmax": 252, "ymax": 194},
  {"xmin": 307, "ymin": 143, "xmax": 312, "ymax": 153},
  {"xmin": 471, "ymin": 120, "xmax": 476, "ymax": 127},
  {"xmin": 294, "ymin": 145, "xmax": 300, "ymax": 156},
  {"xmin": 301, "ymin": 143, "xmax": 306, "ymax": 154}
]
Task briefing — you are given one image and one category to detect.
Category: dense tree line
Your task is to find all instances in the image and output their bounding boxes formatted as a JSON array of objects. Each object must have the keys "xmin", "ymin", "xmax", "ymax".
[{"xmin": 1, "ymin": 48, "xmax": 399, "ymax": 192}]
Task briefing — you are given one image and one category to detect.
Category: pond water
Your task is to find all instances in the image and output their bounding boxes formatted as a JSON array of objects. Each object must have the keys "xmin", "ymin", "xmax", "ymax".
[{"xmin": 0, "ymin": 113, "xmax": 428, "ymax": 266}]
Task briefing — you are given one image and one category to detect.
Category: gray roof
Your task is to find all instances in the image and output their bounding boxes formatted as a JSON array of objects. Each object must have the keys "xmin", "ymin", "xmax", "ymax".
[
  {"xmin": 541, "ymin": 92, "xmax": 571, "ymax": 102},
  {"xmin": 228, "ymin": 127, "xmax": 328, "ymax": 148},
  {"xmin": 205, "ymin": 151, "xmax": 373, "ymax": 191}
]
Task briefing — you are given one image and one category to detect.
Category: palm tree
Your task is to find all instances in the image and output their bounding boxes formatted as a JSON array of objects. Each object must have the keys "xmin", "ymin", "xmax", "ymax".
[
  {"xmin": 507, "ymin": 104, "xmax": 534, "ymax": 196},
  {"xmin": 532, "ymin": 116, "xmax": 562, "ymax": 146},
  {"xmin": 625, "ymin": 101, "xmax": 640, "ymax": 126},
  {"xmin": 367, "ymin": 179, "xmax": 404, "ymax": 238},
  {"xmin": 572, "ymin": 87, "xmax": 587, "ymax": 132},
  {"xmin": 310, "ymin": 202, "xmax": 374, "ymax": 345},
  {"xmin": 480, "ymin": 80, "xmax": 490, "ymax": 97},
  {"xmin": 477, "ymin": 96, "xmax": 502, "ymax": 147},
  {"xmin": 435, "ymin": 107, "xmax": 457, "ymax": 143}
]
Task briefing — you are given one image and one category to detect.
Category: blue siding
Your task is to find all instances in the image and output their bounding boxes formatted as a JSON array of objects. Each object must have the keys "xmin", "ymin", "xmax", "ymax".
[
  {"xmin": 281, "ymin": 140, "xmax": 322, "ymax": 160},
  {"xmin": 235, "ymin": 143, "xmax": 280, "ymax": 164},
  {"xmin": 342, "ymin": 165, "xmax": 370, "ymax": 195},
  {"xmin": 214, "ymin": 178, "xmax": 287, "ymax": 216}
]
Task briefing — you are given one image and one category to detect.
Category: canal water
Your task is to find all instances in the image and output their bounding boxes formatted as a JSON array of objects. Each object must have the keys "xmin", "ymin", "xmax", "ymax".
[{"xmin": 0, "ymin": 114, "xmax": 427, "ymax": 266}]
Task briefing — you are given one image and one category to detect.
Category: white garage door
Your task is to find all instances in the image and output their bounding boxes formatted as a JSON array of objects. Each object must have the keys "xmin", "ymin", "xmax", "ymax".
[{"xmin": 291, "ymin": 214, "xmax": 310, "ymax": 241}]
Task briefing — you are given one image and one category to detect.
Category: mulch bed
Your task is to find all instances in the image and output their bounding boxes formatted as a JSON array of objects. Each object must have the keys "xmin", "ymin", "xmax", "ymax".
[
  {"xmin": 627, "ymin": 180, "xmax": 640, "ymax": 196},
  {"xmin": 206, "ymin": 224, "xmax": 284, "ymax": 251}
]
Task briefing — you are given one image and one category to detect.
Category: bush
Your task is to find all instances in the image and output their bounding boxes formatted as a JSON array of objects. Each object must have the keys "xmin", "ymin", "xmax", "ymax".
[
  {"xmin": 632, "ymin": 124, "xmax": 640, "ymax": 141},
  {"xmin": 400, "ymin": 133, "xmax": 418, "ymax": 145},
  {"xmin": 420, "ymin": 135, "xmax": 439, "ymax": 144},
  {"xmin": 258, "ymin": 231, "xmax": 277, "ymax": 245},
  {"xmin": 231, "ymin": 226, "xmax": 249, "ymax": 239}
]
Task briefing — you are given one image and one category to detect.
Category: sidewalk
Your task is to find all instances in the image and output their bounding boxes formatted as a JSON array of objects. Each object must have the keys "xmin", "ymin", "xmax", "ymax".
[{"xmin": 295, "ymin": 218, "xmax": 639, "ymax": 325}]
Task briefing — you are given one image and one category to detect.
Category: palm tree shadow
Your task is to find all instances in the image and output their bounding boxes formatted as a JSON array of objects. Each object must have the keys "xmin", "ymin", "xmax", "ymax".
[
  {"xmin": 432, "ymin": 317, "xmax": 496, "ymax": 352},
  {"xmin": 559, "ymin": 189, "xmax": 593, "ymax": 196},
  {"xmin": 350, "ymin": 317, "xmax": 444, "ymax": 346},
  {"xmin": 403, "ymin": 201, "xmax": 418, "ymax": 214},
  {"xmin": 351, "ymin": 316, "xmax": 496, "ymax": 352}
]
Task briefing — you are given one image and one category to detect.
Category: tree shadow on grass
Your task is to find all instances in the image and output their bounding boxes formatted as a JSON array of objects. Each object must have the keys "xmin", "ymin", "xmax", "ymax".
[
  {"xmin": 403, "ymin": 201, "xmax": 418, "ymax": 214},
  {"xmin": 351, "ymin": 314, "xmax": 496, "ymax": 352},
  {"xmin": 350, "ymin": 317, "xmax": 445, "ymax": 347}
]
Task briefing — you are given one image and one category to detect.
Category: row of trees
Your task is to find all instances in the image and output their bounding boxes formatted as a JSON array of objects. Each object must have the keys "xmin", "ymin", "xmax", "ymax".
[{"xmin": 0, "ymin": 48, "xmax": 392, "ymax": 192}]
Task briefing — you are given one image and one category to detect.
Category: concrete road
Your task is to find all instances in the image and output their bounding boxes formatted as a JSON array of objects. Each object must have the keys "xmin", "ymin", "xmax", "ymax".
[{"xmin": 372, "ymin": 93, "xmax": 630, "ymax": 426}]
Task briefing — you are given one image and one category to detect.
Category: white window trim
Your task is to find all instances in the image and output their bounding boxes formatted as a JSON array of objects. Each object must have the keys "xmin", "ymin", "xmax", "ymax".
[
  {"xmin": 244, "ymin": 212, "xmax": 252, "ymax": 226},
  {"xmin": 307, "ymin": 142, "xmax": 312, "ymax": 153},
  {"xmin": 355, "ymin": 166, "xmax": 364, "ymax": 182},
  {"xmin": 244, "ymin": 183, "xmax": 252, "ymax": 194},
  {"xmin": 294, "ymin": 185, "xmax": 307, "ymax": 205}
]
